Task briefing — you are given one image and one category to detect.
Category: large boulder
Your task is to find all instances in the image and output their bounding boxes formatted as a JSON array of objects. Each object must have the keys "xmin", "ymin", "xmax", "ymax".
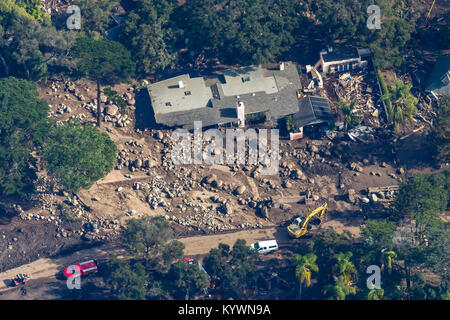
[
  {"xmin": 347, "ymin": 189, "xmax": 357, "ymax": 204},
  {"xmin": 234, "ymin": 185, "xmax": 246, "ymax": 195},
  {"xmin": 211, "ymin": 179, "xmax": 223, "ymax": 188},
  {"xmin": 203, "ymin": 174, "xmax": 217, "ymax": 185},
  {"xmin": 105, "ymin": 105, "xmax": 119, "ymax": 116}
]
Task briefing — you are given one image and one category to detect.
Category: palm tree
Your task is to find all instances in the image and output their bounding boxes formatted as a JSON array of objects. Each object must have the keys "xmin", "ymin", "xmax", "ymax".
[
  {"xmin": 322, "ymin": 275, "xmax": 356, "ymax": 300},
  {"xmin": 381, "ymin": 250, "xmax": 397, "ymax": 274},
  {"xmin": 368, "ymin": 288, "xmax": 385, "ymax": 300},
  {"xmin": 294, "ymin": 253, "xmax": 319, "ymax": 299},
  {"xmin": 388, "ymin": 80, "xmax": 418, "ymax": 127},
  {"xmin": 332, "ymin": 252, "xmax": 357, "ymax": 286},
  {"xmin": 336, "ymin": 99, "xmax": 361, "ymax": 131}
]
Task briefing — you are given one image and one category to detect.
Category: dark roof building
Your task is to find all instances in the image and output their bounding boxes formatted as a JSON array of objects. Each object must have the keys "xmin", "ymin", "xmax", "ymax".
[
  {"xmin": 292, "ymin": 96, "xmax": 333, "ymax": 128},
  {"xmin": 321, "ymin": 48, "xmax": 360, "ymax": 63},
  {"xmin": 319, "ymin": 47, "xmax": 370, "ymax": 74},
  {"xmin": 426, "ymin": 55, "xmax": 450, "ymax": 98}
]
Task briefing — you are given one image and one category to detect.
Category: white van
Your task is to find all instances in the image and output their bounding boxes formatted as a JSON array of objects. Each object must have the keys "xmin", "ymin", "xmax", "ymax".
[{"xmin": 250, "ymin": 240, "xmax": 279, "ymax": 254}]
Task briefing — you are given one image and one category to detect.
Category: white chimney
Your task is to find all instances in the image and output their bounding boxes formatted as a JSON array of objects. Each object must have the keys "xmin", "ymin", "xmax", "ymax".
[
  {"xmin": 236, "ymin": 101, "xmax": 245, "ymax": 128},
  {"xmin": 178, "ymin": 80, "xmax": 184, "ymax": 88},
  {"xmin": 279, "ymin": 62, "xmax": 285, "ymax": 71}
]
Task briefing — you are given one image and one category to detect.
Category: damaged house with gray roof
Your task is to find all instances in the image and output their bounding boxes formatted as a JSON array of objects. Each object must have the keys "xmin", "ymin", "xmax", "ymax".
[{"xmin": 146, "ymin": 61, "xmax": 333, "ymax": 135}]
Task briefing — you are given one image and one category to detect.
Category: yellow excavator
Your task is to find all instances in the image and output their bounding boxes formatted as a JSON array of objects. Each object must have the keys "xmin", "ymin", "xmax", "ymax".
[{"xmin": 287, "ymin": 202, "xmax": 327, "ymax": 238}]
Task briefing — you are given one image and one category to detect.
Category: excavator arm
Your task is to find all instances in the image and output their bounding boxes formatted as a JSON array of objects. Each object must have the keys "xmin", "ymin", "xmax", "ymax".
[
  {"xmin": 300, "ymin": 202, "xmax": 327, "ymax": 229},
  {"xmin": 287, "ymin": 202, "xmax": 327, "ymax": 238}
]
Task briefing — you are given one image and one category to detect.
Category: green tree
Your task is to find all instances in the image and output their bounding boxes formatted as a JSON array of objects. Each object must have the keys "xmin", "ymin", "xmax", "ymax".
[
  {"xmin": 368, "ymin": 17, "xmax": 415, "ymax": 70},
  {"xmin": 361, "ymin": 220, "xmax": 397, "ymax": 249},
  {"xmin": 368, "ymin": 288, "xmax": 385, "ymax": 300},
  {"xmin": 43, "ymin": 120, "xmax": 117, "ymax": 193},
  {"xmin": 381, "ymin": 250, "xmax": 397, "ymax": 274},
  {"xmin": 74, "ymin": 0, "xmax": 120, "ymax": 37},
  {"xmin": 176, "ymin": 0, "xmax": 303, "ymax": 65},
  {"xmin": 432, "ymin": 95, "xmax": 450, "ymax": 164},
  {"xmin": 312, "ymin": 0, "xmax": 365, "ymax": 42},
  {"xmin": 387, "ymin": 80, "xmax": 418, "ymax": 126},
  {"xmin": 332, "ymin": 252, "xmax": 357, "ymax": 286},
  {"xmin": 203, "ymin": 240, "xmax": 259, "ymax": 298},
  {"xmin": 0, "ymin": 76, "xmax": 50, "ymax": 196},
  {"xmin": 294, "ymin": 253, "xmax": 318, "ymax": 299},
  {"xmin": 285, "ymin": 114, "xmax": 297, "ymax": 133},
  {"xmin": 71, "ymin": 37, "xmax": 135, "ymax": 126},
  {"xmin": 391, "ymin": 172, "xmax": 447, "ymax": 243},
  {"xmin": 122, "ymin": 216, "xmax": 175, "ymax": 264},
  {"xmin": 422, "ymin": 220, "xmax": 450, "ymax": 283},
  {"xmin": 165, "ymin": 261, "xmax": 210, "ymax": 300},
  {"xmin": 337, "ymin": 99, "xmax": 361, "ymax": 130},
  {"xmin": 162, "ymin": 240, "xmax": 185, "ymax": 267},
  {"xmin": 15, "ymin": 0, "xmax": 48, "ymax": 23},
  {"xmin": 102, "ymin": 256, "xmax": 148, "ymax": 300},
  {"xmin": 119, "ymin": 0, "xmax": 178, "ymax": 74},
  {"xmin": 0, "ymin": 0, "xmax": 75, "ymax": 79},
  {"xmin": 322, "ymin": 275, "xmax": 356, "ymax": 300}
]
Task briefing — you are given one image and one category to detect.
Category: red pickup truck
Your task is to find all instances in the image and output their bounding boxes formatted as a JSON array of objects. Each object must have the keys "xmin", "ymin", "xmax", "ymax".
[{"xmin": 63, "ymin": 259, "xmax": 98, "ymax": 278}]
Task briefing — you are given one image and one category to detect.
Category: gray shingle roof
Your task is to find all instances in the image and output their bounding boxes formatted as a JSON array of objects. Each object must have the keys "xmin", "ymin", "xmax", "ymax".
[
  {"xmin": 148, "ymin": 74, "xmax": 213, "ymax": 114},
  {"xmin": 147, "ymin": 62, "xmax": 302, "ymax": 129}
]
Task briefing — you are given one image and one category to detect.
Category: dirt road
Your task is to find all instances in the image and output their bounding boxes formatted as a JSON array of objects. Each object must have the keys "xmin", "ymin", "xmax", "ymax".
[
  {"xmin": 0, "ymin": 244, "xmax": 124, "ymax": 293},
  {"xmin": 0, "ymin": 227, "xmax": 283, "ymax": 297},
  {"xmin": 0, "ymin": 215, "xmax": 363, "ymax": 299},
  {"xmin": 179, "ymin": 226, "xmax": 287, "ymax": 256}
]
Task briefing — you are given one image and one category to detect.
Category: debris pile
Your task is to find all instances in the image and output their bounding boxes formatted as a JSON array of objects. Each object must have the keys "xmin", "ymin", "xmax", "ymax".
[
  {"xmin": 366, "ymin": 185, "xmax": 400, "ymax": 203},
  {"xmin": 347, "ymin": 125, "xmax": 375, "ymax": 143},
  {"xmin": 333, "ymin": 70, "xmax": 384, "ymax": 127}
]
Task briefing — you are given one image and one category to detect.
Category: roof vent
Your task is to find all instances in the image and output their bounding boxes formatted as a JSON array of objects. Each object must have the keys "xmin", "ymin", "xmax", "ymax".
[{"xmin": 178, "ymin": 80, "xmax": 185, "ymax": 88}]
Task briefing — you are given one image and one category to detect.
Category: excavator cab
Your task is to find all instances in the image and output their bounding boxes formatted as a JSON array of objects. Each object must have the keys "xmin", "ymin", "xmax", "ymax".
[{"xmin": 292, "ymin": 217, "xmax": 313, "ymax": 230}]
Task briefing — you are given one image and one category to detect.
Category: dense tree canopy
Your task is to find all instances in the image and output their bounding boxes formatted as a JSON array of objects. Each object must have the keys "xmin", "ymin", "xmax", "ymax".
[
  {"xmin": 361, "ymin": 220, "xmax": 397, "ymax": 249},
  {"xmin": 392, "ymin": 172, "xmax": 448, "ymax": 243},
  {"xmin": 175, "ymin": 0, "xmax": 303, "ymax": 65},
  {"xmin": 367, "ymin": 17, "xmax": 414, "ymax": 69},
  {"xmin": 119, "ymin": 0, "xmax": 178, "ymax": 74},
  {"xmin": 15, "ymin": 0, "xmax": 48, "ymax": 23},
  {"xmin": 102, "ymin": 257, "xmax": 148, "ymax": 300},
  {"xmin": 0, "ymin": 77, "xmax": 50, "ymax": 196},
  {"xmin": 165, "ymin": 261, "xmax": 210, "ymax": 300},
  {"xmin": 43, "ymin": 120, "xmax": 117, "ymax": 193},
  {"xmin": 0, "ymin": 0, "xmax": 76, "ymax": 80},
  {"xmin": 71, "ymin": 36, "xmax": 135, "ymax": 84},
  {"xmin": 74, "ymin": 0, "xmax": 120, "ymax": 37},
  {"xmin": 122, "ymin": 216, "xmax": 184, "ymax": 269},
  {"xmin": 310, "ymin": 0, "xmax": 366, "ymax": 42},
  {"xmin": 203, "ymin": 240, "xmax": 259, "ymax": 297}
]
